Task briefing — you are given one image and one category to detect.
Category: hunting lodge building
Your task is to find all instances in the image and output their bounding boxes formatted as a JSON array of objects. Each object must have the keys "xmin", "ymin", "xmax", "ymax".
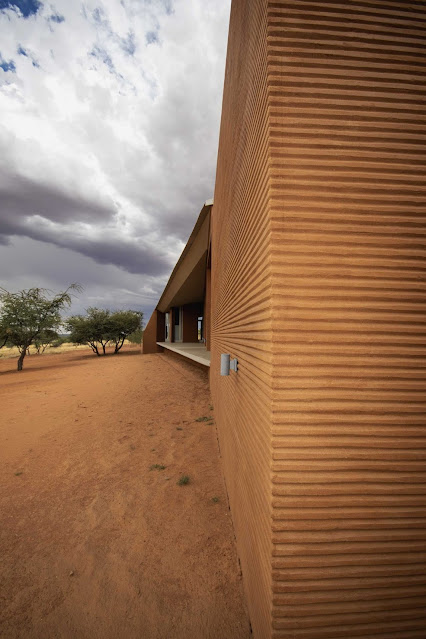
[{"xmin": 143, "ymin": 1, "xmax": 426, "ymax": 637}]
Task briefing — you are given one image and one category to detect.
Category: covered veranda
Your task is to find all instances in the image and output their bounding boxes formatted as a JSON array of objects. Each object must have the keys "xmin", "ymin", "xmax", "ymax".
[{"xmin": 142, "ymin": 200, "xmax": 212, "ymax": 368}]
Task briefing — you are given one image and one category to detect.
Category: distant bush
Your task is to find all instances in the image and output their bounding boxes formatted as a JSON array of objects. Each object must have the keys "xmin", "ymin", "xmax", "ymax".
[
  {"xmin": 66, "ymin": 308, "xmax": 143, "ymax": 356},
  {"xmin": 50, "ymin": 336, "xmax": 69, "ymax": 348},
  {"xmin": 127, "ymin": 328, "xmax": 143, "ymax": 344}
]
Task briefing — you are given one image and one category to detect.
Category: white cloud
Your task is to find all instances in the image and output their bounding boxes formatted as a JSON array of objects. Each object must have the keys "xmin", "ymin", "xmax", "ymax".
[{"xmin": 0, "ymin": 0, "xmax": 230, "ymax": 312}]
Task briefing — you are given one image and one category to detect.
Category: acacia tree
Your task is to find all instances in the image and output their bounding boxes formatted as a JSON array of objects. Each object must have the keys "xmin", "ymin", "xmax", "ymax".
[
  {"xmin": 67, "ymin": 308, "xmax": 143, "ymax": 355},
  {"xmin": 127, "ymin": 327, "xmax": 143, "ymax": 345},
  {"xmin": 0, "ymin": 327, "xmax": 8, "ymax": 350},
  {"xmin": 107, "ymin": 310, "xmax": 143, "ymax": 353},
  {"xmin": 66, "ymin": 308, "xmax": 111, "ymax": 356},
  {"xmin": 34, "ymin": 328, "xmax": 59, "ymax": 354},
  {"xmin": 0, "ymin": 285, "xmax": 80, "ymax": 371}
]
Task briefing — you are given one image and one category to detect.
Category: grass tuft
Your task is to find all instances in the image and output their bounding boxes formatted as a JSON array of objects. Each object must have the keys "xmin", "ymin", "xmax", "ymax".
[
  {"xmin": 211, "ymin": 496, "xmax": 220, "ymax": 503},
  {"xmin": 150, "ymin": 464, "xmax": 166, "ymax": 471},
  {"xmin": 177, "ymin": 475, "xmax": 190, "ymax": 485}
]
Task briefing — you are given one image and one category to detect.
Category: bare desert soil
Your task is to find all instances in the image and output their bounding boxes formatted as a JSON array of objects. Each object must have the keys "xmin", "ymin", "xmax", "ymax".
[{"xmin": 0, "ymin": 347, "xmax": 250, "ymax": 639}]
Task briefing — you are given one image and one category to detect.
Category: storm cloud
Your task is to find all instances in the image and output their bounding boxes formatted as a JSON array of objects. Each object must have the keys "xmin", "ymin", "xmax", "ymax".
[
  {"xmin": 0, "ymin": 0, "xmax": 230, "ymax": 317},
  {"xmin": 0, "ymin": 169, "xmax": 115, "ymax": 225}
]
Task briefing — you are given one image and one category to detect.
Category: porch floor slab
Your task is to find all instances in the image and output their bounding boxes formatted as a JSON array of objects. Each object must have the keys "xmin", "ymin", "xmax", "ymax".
[{"xmin": 156, "ymin": 342, "xmax": 211, "ymax": 367}]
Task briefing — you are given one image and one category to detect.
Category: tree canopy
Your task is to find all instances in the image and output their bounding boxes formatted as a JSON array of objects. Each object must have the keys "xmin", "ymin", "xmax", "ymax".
[
  {"xmin": 66, "ymin": 308, "xmax": 143, "ymax": 355},
  {"xmin": 0, "ymin": 284, "xmax": 80, "ymax": 370}
]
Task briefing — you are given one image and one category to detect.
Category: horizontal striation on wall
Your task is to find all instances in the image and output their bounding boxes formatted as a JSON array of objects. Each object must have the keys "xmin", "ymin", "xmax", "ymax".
[
  {"xmin": 267, "ymin": 0, "xmax": 426, "ymax": 637},
  {"xmin": 211, "ymin": 0, "xmax": 274, "ymax": 636}
]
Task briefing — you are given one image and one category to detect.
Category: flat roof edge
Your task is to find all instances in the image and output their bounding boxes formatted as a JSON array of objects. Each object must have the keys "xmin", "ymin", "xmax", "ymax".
[{"xmin": 156, "ymin": 200, "xmax": 213, "ymax": 311}]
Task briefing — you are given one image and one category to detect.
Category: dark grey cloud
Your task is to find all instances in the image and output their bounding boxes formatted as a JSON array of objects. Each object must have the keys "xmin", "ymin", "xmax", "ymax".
[
  {"xmin": 0, "ymin": 236, "xmax": 164, "ymax": 319},
  {"xmin": 136, "ymin": 182, "xmax": 213, "ymax": 243},
  {"xmin": 0, "ymin": 169, "xmax": 172, "ymax": 277},
  {"xmin": 30, "ymin": 232, "xmax": 173, "ymax": 277},
  {"xmin": 0, "ymin": 169, "xmax": 115, "ymax": 225},
  {"xmin": 0, "ymin": 169, "xmax": 172, "ymax": 276},
  {"xmin": 0, "ymin": 210, "xmax": 171, "ymax": 278}
]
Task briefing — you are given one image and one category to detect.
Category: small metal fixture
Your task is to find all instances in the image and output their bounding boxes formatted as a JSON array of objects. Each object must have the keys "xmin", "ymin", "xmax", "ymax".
[{"xmin": 220, "ymin": 353, "xmax": 238, "ymax": 376}]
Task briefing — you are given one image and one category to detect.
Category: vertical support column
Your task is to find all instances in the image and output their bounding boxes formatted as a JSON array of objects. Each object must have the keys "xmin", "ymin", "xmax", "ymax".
[{"xmin": 182, "ymin": 303, "xmax": 202, "ymax": 342}]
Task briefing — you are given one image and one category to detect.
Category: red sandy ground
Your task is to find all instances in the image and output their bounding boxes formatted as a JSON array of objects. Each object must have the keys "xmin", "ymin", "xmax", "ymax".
[{"xmin": 0, "ymin": 347, "xmax": 250, "ymax": 639}]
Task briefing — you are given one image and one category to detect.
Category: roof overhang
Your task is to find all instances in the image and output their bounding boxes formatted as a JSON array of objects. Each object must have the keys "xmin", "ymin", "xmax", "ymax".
[{"xmin": 157, "ymin": 200, "xmax": 212, "ymax": 313}]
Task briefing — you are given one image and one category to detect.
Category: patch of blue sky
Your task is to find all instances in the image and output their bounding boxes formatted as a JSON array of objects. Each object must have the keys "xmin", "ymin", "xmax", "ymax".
[
  {"xmin": 17, "ymin": 45, "xmax": 40, "ymax": 67},
  {"xmin": 0, "ymin": 54, "xmax": 16, "ymax": 72},
  {"xmin": 0, "ymin": 0, "xmax": 42, "ymax": 18}
]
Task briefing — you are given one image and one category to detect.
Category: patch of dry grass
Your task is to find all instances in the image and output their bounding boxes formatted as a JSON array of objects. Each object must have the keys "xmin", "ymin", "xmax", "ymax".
[
  {"xmin": 0, "ymin": 340, "xmax": 139, "ymax": 360},
  {"xmin": 0, "ymin": 343, "xmax": 92, "ymax": 360}
]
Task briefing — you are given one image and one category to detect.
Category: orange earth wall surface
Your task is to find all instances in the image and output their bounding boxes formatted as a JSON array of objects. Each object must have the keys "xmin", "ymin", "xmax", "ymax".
[{"xmin": 210, "ymin": 1, "xmax": 426, "ymax": 638}]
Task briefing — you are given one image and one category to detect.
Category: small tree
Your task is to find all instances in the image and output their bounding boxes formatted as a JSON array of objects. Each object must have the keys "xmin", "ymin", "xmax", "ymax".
[
  {"xmin": 66, "ymin": 308, "xmax": 108, "ymax": 356},
  {"xmin": 0, "ymin": 326, "xmax": 8, "ymax": 350},
  {"xmin": 34, "ymin": 328, "xmax": 59, "ymax": 354},
  {"xmin": 0, "ymin": 285, "xmax": 80, "ymax": 371},
  {"xmin": 127, "ymin": 327, "xmax": 143, "ymax": 345},
  {"xmin": 85, "ymin": 308, "xmax": 112, "ymax": 355},
  {"xmin": 107, "ymin": 310, "xmax": 143, "ymax": 353},
  {"xmin": 67, "ymin": 308, "xmax": 143, "ymax": 355}
]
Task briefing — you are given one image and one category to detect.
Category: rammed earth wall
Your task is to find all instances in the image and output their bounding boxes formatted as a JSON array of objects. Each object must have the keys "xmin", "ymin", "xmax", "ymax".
[{"xmin": 211, "ymin": 1, "xmax": 426, "ymax": 637}]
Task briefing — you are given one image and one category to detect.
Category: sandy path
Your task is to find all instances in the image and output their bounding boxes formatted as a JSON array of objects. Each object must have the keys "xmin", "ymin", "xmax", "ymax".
[{"xmin": 0, "ymin": 348, "xmax": 250, "ymax": 639}]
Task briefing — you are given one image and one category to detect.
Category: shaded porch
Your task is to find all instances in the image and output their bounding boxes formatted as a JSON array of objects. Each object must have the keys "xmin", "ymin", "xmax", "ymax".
[
  {"xmin": 156, "ymin": 342, "xmax": 211, "ymax": 367},
  {"xmin": 143, "ymin": 200, "xmax": 212, "ymax": 363}
]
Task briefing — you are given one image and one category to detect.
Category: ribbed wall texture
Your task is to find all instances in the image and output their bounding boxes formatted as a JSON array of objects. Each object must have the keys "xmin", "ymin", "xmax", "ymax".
[
  {"xmin": 211, "ymin": 0, "xmax": 273, "ymax": 637},
  {"xmin": 269, "ymin": 2, "xmax": 426, "ymax": 637},
  {"xmin": 212, "ymin": 1, "xmax": 426, "ymax": 638}
]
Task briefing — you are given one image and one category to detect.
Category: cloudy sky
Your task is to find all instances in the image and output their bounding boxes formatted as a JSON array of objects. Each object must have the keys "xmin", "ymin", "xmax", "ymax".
[{"xmin": 0, "ymin": 0, "xmax": 230, "ymax": 320}]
